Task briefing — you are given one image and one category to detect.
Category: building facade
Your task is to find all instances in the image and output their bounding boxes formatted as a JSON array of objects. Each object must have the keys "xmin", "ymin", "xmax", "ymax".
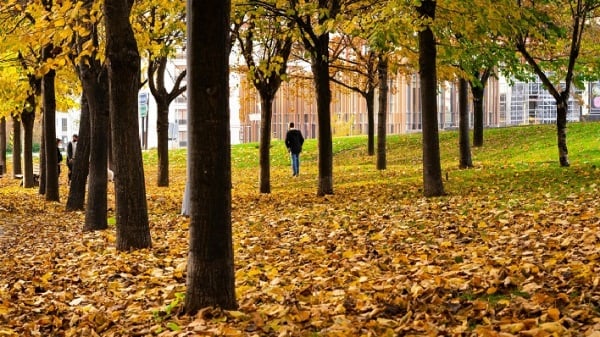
[{"xmin": 143, "ymin": 52, "xmax": 596, "ymax": 147}]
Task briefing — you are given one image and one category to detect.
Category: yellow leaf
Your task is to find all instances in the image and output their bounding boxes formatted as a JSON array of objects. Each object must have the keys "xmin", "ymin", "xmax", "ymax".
[
  {"xmin": 54, "ymin": 18, "xmax": 66, "ymax": 27},
  {"xmin": 500, "ymin": 322, "xmax": 524, "ymax": 333},
  {"xmin": 538, "ymin": 322, "xmax": 565, "ymax": 333},
  {"xmin": 342, "ymin": 250, "xmax": 357, "ymax": 259},
  {"xmin": 227, "ymin": 310, "xmax": 247, "ymax": 319},
  {"xmin": 0, "ymin": 328, "xmax": 17, "ymax": 336},
  {"xmin": 0, "ymin": 304, "xmax": 10, "ymax": 315},
  {"xmin": 440, "ymin": 240, "xmax": 452, "ymax": 248},
  {"xmin": 486, "ymin": 287, "xmax": 497, "ymax": 295},
  {"xmin": 293, "ymin": 310, "xmax": 311, "ymax": 322},
  {"xmin": 218, "ymin": 326, "xmax": 243, "ymax": 336},
  {"xmin": 547, "ymin": 307, "xmax": 560, "ymax": 321}
]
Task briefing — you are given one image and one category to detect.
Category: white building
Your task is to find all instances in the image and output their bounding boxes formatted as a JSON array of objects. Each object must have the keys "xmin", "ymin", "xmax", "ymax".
[{"xmin": 140, "ymin": 50, "xmax": 243, "ymax": 149}]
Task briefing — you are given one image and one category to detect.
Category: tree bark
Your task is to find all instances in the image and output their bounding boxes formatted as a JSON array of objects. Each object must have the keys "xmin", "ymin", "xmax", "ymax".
[
  {"xmin": 12, "ymin": 116, "xmax": 22, "ymax": 177},
  {"xmin": 39, "ymin": 121, "xmax": 46, "ymax": 194},
  {"xmin": 470, "ymin": 83, "xmax": 485, "ymax": 147},
  {"xmin": 469, "ymin": 69, "xmax": 490, "ymax": 148},
  {"xmin": 259, "ymin": 95, "xmax": 274, "ymax": 193},
  {"xmin": 557, "ymin": 97, "xmax": 570, "ymax": 167},
  {"xmin": 234, "ymin": 15, "xmax": 291, "ymax": 194},
  {"xmin": 156, "ymin": 101, "xmax": 170, "ymax": 187},
  {"xmin": 84, "ymin": 67, "xmax": 109, "ymax": 231},
  {"xmin": 0, "ymin": 118, "xmax": 6, "ymax": 175},
  {"xmin": 366, "ymin": 89, "xmax": 375, "ymax": 156},
  {"xmin": 459, "ymin": 78, "xmax": 473, "ymax": 169},
  {"xmin": 105, "ymin": 0, "xmax": 151, "ymax": 250},
  {"xmin": 66, "ymin": 93, "xmax": 91, "ymax": 211},
  {"xmin": 21, "ymin": 97, "xmax": 36, "ymax": 189},
  {"xmin": 184, "ymin": 0, "xmax": 236, "ymax": 314},
  {"xmin": 42, "ymin": 47, "xmax": 59, "ymax": 201},
  {"xmin": 376, "ymin": 55, "xmax": 388, "ymax": 170},
  {"xmin": 312, "ymin": 34, "xmax": 334, "ymax": 196},
  {"xmin": 418, "ymin": 0, "xmax": 444, "ymax": 197}
]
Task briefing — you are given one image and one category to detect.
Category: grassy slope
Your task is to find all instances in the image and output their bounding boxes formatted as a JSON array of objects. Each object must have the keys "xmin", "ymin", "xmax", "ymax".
[{"xmin": 223, "ymin": 121, "xmax": 600, "ymax": 198}]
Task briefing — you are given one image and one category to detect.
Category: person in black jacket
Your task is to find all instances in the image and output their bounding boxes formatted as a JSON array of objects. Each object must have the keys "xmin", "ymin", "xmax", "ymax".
[
  {"xmin": 67, "ymin": 134, "xmax": 78, "ymax": 183},
  {"xmin": 285, "ymin": 122, "xmax": 304, "ymax": 177},
  {"xmin": 56, "ymin": 138, "xmax": 63, "ymax": 177}
]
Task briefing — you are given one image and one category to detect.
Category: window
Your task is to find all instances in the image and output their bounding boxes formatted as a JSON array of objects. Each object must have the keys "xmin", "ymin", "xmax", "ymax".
[{"xmin": 62, "ymin": 118, "xmax": 67, "ymax": 132}]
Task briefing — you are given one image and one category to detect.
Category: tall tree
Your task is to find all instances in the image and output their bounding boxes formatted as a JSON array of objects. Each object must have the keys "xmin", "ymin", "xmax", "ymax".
[
  {"xmin": 507, "ymin": 0, "xmax": 600, "ymax": 166},
  {"xmin": 147, "ymin": 57, "xmax": 186, "ymax": 187},
  {"xmin": 134, "ymin": 1, "xmax": 187, "ymax": 187},
  {"xmin": 21, "ymin": 91, "xmax": 38, "ymax": 189},
  {"xmin": 417, "ymin": 0, "xmax": 445, "ymax": 197},
  {"xmin": 376, "ymin": 55, "xmax": 388, "ymax": 170},
  {"xmin": 41, "ymin": 44, "xmax": 60, "ymax": 202},
  {"xmin": 104, "ymin": 0, "xmax": 152, "ymax": 250},
  {"xmin": 254, "ymin": 0, "xmax": 354, "ymax": 195},
  {"xmin": 233, "ymin": 4, "xmax": 293, "ymax": 193},
  {"xmin": 288, "ymin": 0, "xmax": 343, "ymax": 196},
  {"xmin": 0, "ymin": 118, "xmax": 6, "ymax": 175},
  {"xmin": 68, "ymin": 0, "xmax": 110, "ymax": 230},
  {"xmin": 329, "ymin": 36, "xmax": 379, "ymax": 156},
  {"xmin": 185, "ymin": 0, "xmax": 237, "ymax": 313},
  {"xmin": 470, "ymin": 69, "xmax": 492, "ymax": 147},
  {"xmin": 66, "ymin": 93, "xmax": 91, "ymax": 212},
  {"xmin": 12, "ymin": 117, "xmax": 22, "ymax": 178},
  {"xmin": 458, "ymin": 77, "xmax": 473, "ymax": 168},
  {"xmin": 437, "ymin": 1, "xmax": 526, "ymax": 148}
]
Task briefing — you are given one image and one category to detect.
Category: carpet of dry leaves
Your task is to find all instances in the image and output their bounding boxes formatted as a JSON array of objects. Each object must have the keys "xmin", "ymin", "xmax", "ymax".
[{"xmin": 1, "ymin": 146, "xmax": 600, "ymax": 336}]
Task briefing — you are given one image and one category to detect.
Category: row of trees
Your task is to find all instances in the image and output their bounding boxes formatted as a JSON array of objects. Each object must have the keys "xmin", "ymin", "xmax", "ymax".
[
  {"xmin": 235, "ymin": 0, "xmax": 600, "ymax": 197},
  {"xmin": 0, "ymin": 0, "xmax": 232, "ymax": 313},
  {"xmin": 2, "ymin": 0, "xmax": 600, "ymax": 313}
]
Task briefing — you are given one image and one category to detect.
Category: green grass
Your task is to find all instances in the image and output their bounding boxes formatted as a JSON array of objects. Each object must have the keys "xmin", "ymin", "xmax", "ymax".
[{"xmin": 147, "ymin": 121, "xmax": 600, "ymax": 199}]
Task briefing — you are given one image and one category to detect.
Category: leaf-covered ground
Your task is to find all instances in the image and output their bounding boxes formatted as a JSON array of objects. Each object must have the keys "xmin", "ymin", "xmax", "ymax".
[{"xmin": 1, "ymin": 123, "xmax": 600, "ymax": 336}]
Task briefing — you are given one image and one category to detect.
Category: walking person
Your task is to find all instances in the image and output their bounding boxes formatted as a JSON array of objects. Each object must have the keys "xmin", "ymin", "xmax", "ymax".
[
  {"xmin": 285, "ymin": 122, "xmax": 304, "ymax": 177},
  {"xmin": 66, "ymin": 134, "xmax": 78, "ymax": 183},
  {"xmin": 56, "ymin": 138, "xmax": 63, "ymax": 177}
]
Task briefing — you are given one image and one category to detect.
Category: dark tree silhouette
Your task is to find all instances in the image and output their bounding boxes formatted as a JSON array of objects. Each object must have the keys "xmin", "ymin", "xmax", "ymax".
[
  {"xmin": 417, "ymin": 0, "xmax": 444, "ymax": 197},
  {"xmin": 459, "ymin": 78, "xmax": 473, "ymax": 168},
  {"xmin": 104, "ymin": 0, "xmax": 151, "ymax": 250},
  {"xmin": 376, "ymin": 55, "xmax": 388, "ymax": 170},
  {"xmin": 184, "ymin": 0, "xmax": 237, "ymax": 314}
]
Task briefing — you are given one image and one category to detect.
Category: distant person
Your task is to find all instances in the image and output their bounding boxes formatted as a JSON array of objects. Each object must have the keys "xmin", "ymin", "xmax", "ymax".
[
  {"xmin": 56, "ymin": 138, "xmax": 63, "ymax": 177},
  {"xmin": 285, "ymin": 122, "xmax": 304, "ymax": 177},
  {"xmin": 67, "ymin": 134, "xmax": 78, "ymax": 183}
]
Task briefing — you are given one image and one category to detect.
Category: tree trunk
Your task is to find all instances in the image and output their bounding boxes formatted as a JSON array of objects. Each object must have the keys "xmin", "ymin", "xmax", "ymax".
[
  {"xmin": 376, "ymin": 55, "xmax": 388, "ymax": 170},
  {"xmin": 12, "ymin": 116, "xmax": 22, "ymax": 177},
  {"xmin": 66, "ymin": 93, "xmax": 91, "ymax": 211},
  {"xmin": 259, "ymin": 94, "xmax": 274, "ymax": 193},
  {"xmin": 471, "ymin": 83, "xmax": 485, "ymax": 147},
  {"xmin": 366, "ymin": 89, "xmax": 375, "ymax": 156},
  {"xmin": 21, "ymin": 98, "xmax": 36, "ymax": 189},
  {"xmin": 156, "ymin": 101, "xmax": 169, "ymax": 187},
  {"xmin": 418, "ymin": 0, "xmax": 444, "ymax": 197},
  {"xmin": 312, "ymin": 34, "xmax": 334, "ymax": 196},
  {"xmin": 0, "ymin": 118, "xmax": 6, "ymax": 175},
  {"xmin": 84, "ymin": 66, "xmax": 109, "ymax": 231},
  {"xmin": 42, "ymin": 55, "xmax": 60, "ymax": 202},
  {"xmin": 39, "ymin": 122, "xmax": 46, "ymax": 194},
  {"xmin": 148, "ymin": 56, "xmax": 186, "ymax": 188},
  {"xmin": 557, "ymin": 97, "xmax": 570, "ymax": 167},
  {"xmin": 184, "ymin": 0, "xmax": 236, "ymax": 314},
  {"xmin": 459, "ymin": 78, "xmax": 473, "ymax": 169},
  {"xmin": 105, "ymin": 0, "xmax": 151, "ymax": 250}
]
